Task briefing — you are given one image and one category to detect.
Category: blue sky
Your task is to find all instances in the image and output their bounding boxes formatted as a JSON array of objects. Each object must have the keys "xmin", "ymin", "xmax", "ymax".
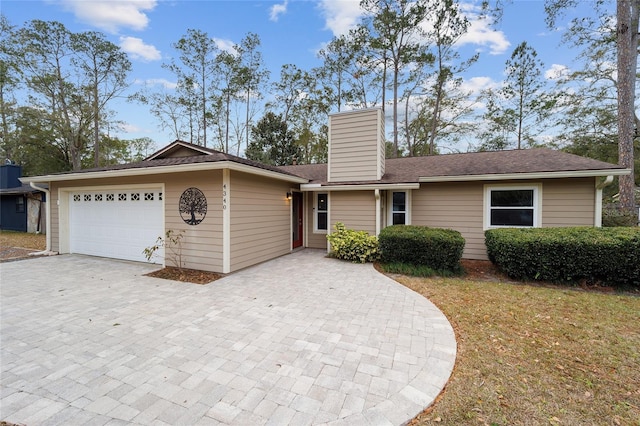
[{"xmin": 2, "ymin": 0, "xmax": 608, "ymax": 151}]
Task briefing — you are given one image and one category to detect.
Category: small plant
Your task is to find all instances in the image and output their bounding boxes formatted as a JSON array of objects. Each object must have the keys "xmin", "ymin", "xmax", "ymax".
[
  {"xmin": 326, "ymin": 222, "xmax": 379, "ymax": 263},
  {"xmin": 143, "ymin": 229, "xmax": 186, "ymax": 271}
]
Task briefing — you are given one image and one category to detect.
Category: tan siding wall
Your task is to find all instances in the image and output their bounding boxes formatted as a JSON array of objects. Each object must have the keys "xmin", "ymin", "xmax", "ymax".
[
  {"xmin": 330, "ymin": 191, "xmax": 376, "ymax": 235},
  {"xmin": 412, "ymin": 182, "xmax": 487, "ymax": 260},
  {"xmin": 306, "ymin": 192, "xmax": 327, "ymax": 249},
  {"xmin": 164, "ymin": 171, "xmax": 223, "ymax": 272},
  {"xmin": 229, "ymin": 171, "xmax": 291, "ymax": 272},
  {"xmin": 542, "ymin": 178, "xmax": 595, "ymax": 226},
  {"xmin": 49, "ymin": 171, "xmax": 224, "ymax": 272},
  {"xmin": 412, "ymin": 178, "xmax": 598, "ymax": 260},
  {"xmin": 329, "ymin": 109, "xmax": 381, "ymax": 182}
]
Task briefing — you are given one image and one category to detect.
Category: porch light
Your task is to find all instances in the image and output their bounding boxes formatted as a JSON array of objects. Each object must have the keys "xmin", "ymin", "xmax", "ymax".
[{"xmin": 286, "ymin": 192, "xmax": 292, "ymax": 200}]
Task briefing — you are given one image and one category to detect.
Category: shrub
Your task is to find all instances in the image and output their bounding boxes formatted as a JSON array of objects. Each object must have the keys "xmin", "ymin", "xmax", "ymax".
[
  {"xmin": 485, "ymin": 227, "xmax": 640, "ymax": 287},
  {"xmin": 378, "ymin": 225, "xmax": 465, "ymax": 272},
  {"xmin": 326, "ymin": 222, "xmax": 379, "ymax": 263},
  {"xmin": 602, "ymin": 207, "xmax": 639, "ymax": 227},
  {"xmin": 143, "ymin": 229, "xmax": 185, "ymax": 270}
]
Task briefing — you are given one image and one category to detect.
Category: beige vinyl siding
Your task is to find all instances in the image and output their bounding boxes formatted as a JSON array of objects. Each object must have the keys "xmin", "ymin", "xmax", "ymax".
[
  {"xmin": 329, "ymin": 191, "xmax": 376, "ymax": 235},
  {"xmin": 164, "ymin": 171, "xmax": 223, "ymax": 272},
  {"xmin": 412, "ymin": 182, "xmax": 487, "ymax": 260},
  {"xmin": 542, "ymin": 178, "xmax": 595, "ymax": 226},
  {"xmin": 329, "ymin": 109, "xmax": 382, "ymax": 182},
  {"xmin": 229, "ymin": 171, "xmax": 291, "ymax": 272},
  {"xmin": 412, "ymin": 178, "xmax": 598, "ymax": 260},
  {"xmin": 306, "ymin": 192, "xmax": 327, "ymax": 249},
  {"xmin": 49, "ymin": 171, "xmax": 224, "ymax": 272}
]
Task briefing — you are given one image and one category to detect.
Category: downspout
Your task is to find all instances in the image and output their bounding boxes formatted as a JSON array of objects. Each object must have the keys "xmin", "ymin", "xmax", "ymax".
[
  {"xmin": 595, "ymin": 175, "xmax": 614, "ymax": 227},
  {"xmin": 28, "ymin": 182, "xmax": 56, "ymax": 255},
  {"xmin": 375, "ymin": 189, "xmax": 381, "ymax": 236}
]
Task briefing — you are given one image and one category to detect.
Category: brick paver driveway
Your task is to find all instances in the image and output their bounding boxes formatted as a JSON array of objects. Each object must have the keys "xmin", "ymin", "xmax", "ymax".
[{"xmin": 1, "ymin": 250, "xmax": 455, "ymax": 425}]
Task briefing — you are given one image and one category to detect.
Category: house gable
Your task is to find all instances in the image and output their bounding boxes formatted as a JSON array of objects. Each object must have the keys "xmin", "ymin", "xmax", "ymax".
[{"xmin": 145, "ymin": 140, "xmax": 218, "ymax": 160}]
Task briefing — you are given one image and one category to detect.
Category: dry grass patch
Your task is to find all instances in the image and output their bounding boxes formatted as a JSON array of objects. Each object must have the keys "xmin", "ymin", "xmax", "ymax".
[
  {"xmin": 0, "ymin": 230, "xmax": 46, "ymax": 251},
  {"xmin": 398, "ymin": 276, "xmax": 640, "ymax": 426}
]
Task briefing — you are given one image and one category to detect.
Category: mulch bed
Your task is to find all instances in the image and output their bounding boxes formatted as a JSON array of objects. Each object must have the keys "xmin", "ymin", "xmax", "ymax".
[
  {"xmin": 0, "ymin": 247, "xmax": 43, "ymax": 262},
  {"xmin": 145, "ymin": 266, "xmax": 222, "ymax": 284}
]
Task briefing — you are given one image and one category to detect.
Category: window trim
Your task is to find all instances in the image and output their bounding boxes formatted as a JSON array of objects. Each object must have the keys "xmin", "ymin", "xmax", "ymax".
[
  {"xmin": 484, "ymin": 184, "xmax": 542, "ymax": 229},
  {"xmin": 387, "ymin": 190, "xmax": 411, "ymax": 226},
  {"xmin": 314, "ymin": 192, "xmax": 328, "ymax": 233},
  {"xmin": 16, "ymin": 196, "xmax": 25, "ymax": 213}
]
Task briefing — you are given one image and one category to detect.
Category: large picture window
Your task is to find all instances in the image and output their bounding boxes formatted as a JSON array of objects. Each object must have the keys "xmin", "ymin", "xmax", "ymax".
[
  {"xmin": 315, "ymin": 193, "xmax": 328, "ymax": 231},
  {"xmin": 485, "ymin": 185, "xmax": 540, "ymax": 228}
]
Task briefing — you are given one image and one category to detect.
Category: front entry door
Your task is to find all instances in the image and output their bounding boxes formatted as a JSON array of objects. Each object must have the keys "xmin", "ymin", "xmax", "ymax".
[{"xmin": 292, "ymin": 192, "xmax": 303, "ymax": 248}]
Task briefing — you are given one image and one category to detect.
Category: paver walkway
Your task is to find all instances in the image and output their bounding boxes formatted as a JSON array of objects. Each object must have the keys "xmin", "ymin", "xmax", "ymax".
[{"xmin": 0, "ymin": 250, "xmax": 456, "ymax": 425}]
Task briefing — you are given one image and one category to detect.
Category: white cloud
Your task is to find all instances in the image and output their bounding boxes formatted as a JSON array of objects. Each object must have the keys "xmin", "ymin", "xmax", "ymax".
[
  {"xmin": 545, "ymin": 64, "xmax": 570, "ymax": 80},
  {"xmin": 60, "ymin": 0, "xmax": 157, "ymax": 33},
  {"xmin": 457, "ymin": 17, "xmax": 510, "ymax": 55},
  {"xmin": 460, "ymin": 76, "xmax": 499, "ymax": 95},
  {"xmin": 318, "ymin": 0, "xmax": 363, "ymax": 36},
  {"xmin": 455, "ymin": 4, "xmax": 510, "ymax": 55},
  {"xmin": 134, "ymin": 78, "xmax": 177, "ymax": 90},
  {"xmin": 270, "ymin": 0, "xmax": 288, "ymax": 22},
  {"xmin": 120, "ymin": 36, "xmax": 161, "ymax": 61},
  {"xmin": 119, "ymin": 122, "xmax": 142, "ymax": 133},
  {"xmin": 214, "ymin": 38, "xmax": 236, "ymax": 54}
]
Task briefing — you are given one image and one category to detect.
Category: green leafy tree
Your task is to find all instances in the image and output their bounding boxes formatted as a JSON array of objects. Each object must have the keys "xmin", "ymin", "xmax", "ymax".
[
  {"xmin": 16, "ymin": 20, "xmax": 92, "ymax": 170},
  {"xmin": 546, "ymin": 0, "xmax": 639, "ymax": 211},
  {"xmin": 71, "ymin": 31, "xmax": 131, "ymax": 167},
  {"xmin": 165, "ymin": 29, "xmax": 219, "ymax": 147},
  {"xmin": 245, "ymin": 111, "xmax": 301, "ymax": 166},
  {"xmin": 236, "ymin": 33, "xmax": 269, "ymax": 155},
  {"xmin": 479, "ymin": 42, "xmax": 554, "ymax": 150},
  {"xmin": 360, "ymin": 0, "xmax": 430, "ymax": 156}
]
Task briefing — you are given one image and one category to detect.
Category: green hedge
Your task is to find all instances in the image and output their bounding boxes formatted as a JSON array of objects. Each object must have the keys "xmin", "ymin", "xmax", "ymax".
[
  {"xmin": 485, "ymin": 227, "xmax": 640, "ymax": 287},
  {"xmin": 379, "ymin": 225, "xmax": 465, "ymax": 271},
  {"xmin": 326, "ymin": 222, "xmax": 379, "ymax": 263}
]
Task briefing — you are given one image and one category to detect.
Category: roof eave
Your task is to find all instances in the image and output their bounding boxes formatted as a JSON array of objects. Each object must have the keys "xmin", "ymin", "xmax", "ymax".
[
  {"xmin": 300, "ymin": 182, "xmax": 420, "ymax": 191},
  {"xmin": 20, "ymin": 161, "xmax": 309, "ymax": 185},
  {"xmin": 418, "ymin": 169, "xmax": 632, "ymax": 183}
]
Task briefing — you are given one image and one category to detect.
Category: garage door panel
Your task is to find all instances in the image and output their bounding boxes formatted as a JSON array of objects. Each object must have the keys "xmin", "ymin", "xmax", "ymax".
[{"xmin": 70, "ymin": 190, "xmax": 164, "ymax": 263}]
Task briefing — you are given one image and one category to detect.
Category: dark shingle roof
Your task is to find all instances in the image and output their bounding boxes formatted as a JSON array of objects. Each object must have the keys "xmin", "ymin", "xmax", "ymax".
[
  {"xmin": 279, "ymin": 148, "xmax": 626, "ymax": 185},
  {"xmin": 38, "ymin": 141, "xmax": 301, "ymax": 179}
]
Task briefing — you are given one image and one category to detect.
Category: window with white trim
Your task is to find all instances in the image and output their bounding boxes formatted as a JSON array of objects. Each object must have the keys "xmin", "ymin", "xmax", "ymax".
[
  {"xmin": 315, "ymin": 193, "xmax": 328, "ymax": 231},
  {"xmin": 388, "ymin": 191, "xmax": 410, "ymax": 225},
  {"xmin": 485, "ymin": 185, "xmax": 541, "ymax": 228}
]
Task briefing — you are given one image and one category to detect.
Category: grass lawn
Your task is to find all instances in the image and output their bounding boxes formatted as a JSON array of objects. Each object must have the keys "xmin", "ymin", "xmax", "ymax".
[{"xmin": 397, "ymin": 275, "xmax": 640, "ymax": 425}]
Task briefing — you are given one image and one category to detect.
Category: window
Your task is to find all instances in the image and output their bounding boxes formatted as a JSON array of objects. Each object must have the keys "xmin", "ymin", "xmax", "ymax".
[
  {"xmin": 485, "ymin": 185, "xmax": 540, "ymax": 228},
  {"xmin": 387, "ymin": 191, "xmax": 410, "ymax": 225},
  {"xmin": 315, "ymin": 193, "xmax": 328, "ymax": 231},
  {"xmin": 16, "ymin": 196, "xmax": 25, "ymax": 213}
]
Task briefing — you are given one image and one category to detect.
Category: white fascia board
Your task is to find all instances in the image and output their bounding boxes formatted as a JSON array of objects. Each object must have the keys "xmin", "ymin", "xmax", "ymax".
[
  {"xmin": 300, "ymin": 183, "xmax": 420, "ymax": 192},
  {"xmin": 418, "ymin": 169, "xmax": 632, "ymax": 183},
  {"xmin": 20, "ymin": 161, "xmax": 309, "ymax": 185}
]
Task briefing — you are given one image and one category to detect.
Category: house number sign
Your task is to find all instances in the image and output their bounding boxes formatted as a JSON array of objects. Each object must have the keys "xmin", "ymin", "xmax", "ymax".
[
  {"xmin": 222, "ymin": 183, "xmax": 227, "ymax": 210},
  {"xmin": 179, "ymin": 187, "xmax": 207, "ymax": 225}
]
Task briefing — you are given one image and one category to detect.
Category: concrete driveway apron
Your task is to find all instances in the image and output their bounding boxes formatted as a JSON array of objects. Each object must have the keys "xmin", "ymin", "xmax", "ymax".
[{"xmin": 1, "ymin": 250, "xmax": 456, "ymax": 425}]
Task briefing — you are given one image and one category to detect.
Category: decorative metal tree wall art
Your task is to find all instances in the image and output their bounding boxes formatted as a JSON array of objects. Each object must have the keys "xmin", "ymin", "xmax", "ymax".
[{"xmin": 179, "ymin": 187, "xmax": 207, "ymax": 225}]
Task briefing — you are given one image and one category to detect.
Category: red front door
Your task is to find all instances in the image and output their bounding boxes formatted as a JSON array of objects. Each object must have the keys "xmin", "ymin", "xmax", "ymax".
[{"xmin": 292, "ymin": 192, "xmax": 303, "ymax": 249}]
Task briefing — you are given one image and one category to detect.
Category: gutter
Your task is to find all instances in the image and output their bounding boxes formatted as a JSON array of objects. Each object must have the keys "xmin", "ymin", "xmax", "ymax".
[
  {"xmin": 28, "ymin": 182, "xmax": 57, "ymax": 256},
  {"xmin": 418, "ymin": 168, "xmax": 631, "ymax": 183},
  {"xmin": 594, "ymin": 175, "xmax": 614, "ymax": 227}
]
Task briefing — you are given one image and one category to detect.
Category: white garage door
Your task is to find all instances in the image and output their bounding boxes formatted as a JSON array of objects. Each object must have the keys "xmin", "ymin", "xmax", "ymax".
[{"xmin": 69, "ymin": 189, "xmax": 164, "ymax": 263}]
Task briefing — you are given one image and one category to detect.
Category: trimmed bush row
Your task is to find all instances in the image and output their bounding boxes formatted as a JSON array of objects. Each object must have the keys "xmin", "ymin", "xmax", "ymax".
[
  {"xmin": 485, "ymin": 227, "xmax": 640, "ymax": 287},
  {"xmin": 379, "ymin": 225, "xmax": 465, "ymax": 272}
]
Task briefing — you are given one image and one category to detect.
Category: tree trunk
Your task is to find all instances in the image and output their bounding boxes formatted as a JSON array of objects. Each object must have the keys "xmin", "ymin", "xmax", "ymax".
[{"xmin": 617, "ymin": 0, "xmax": 639, "ymax": 211}]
